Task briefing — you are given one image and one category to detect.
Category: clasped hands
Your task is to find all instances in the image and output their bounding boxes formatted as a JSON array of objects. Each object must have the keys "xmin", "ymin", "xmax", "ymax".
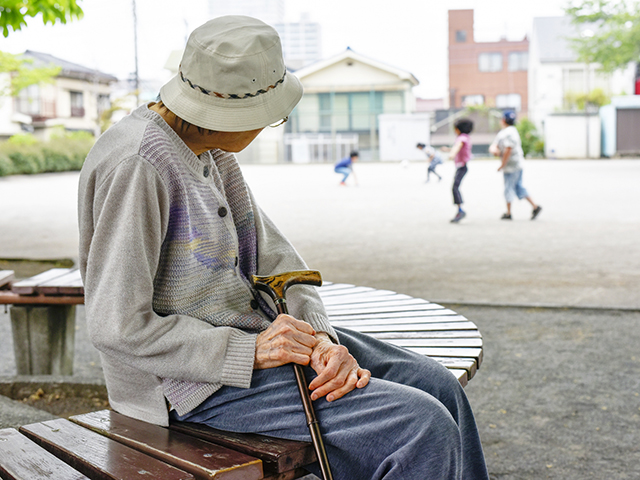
[{"xmin": 254, "ymin": 314, "xmax": 371, "ymax": 402}]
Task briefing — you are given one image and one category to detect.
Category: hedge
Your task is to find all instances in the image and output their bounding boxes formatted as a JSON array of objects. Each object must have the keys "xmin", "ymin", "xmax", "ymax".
[{"xmin": 0, "ymin": 132, "xmax": 94, "ymax": 177}]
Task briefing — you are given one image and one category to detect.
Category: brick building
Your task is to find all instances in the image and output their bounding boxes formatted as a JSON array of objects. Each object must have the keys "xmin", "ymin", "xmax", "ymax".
[{"xmin": 448, "ymin": 9, "xmax": 529, "ymax": 114}]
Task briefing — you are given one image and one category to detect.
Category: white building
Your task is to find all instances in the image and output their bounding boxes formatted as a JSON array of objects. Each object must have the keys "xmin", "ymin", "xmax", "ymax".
[
  {"xmin": 274, "ymin": 14, "xmax": 322, "ymax": 71},
  {"xmin": 528, "ymin": 16, "xmax": 635, "ymax": 131},
  {"xmin": 0, "ymin": 51, "xmax": 117, "ymax": 140},
  {"xmin": 286, "ymin": 48, "xmax": 419, "ymax": 162},
  {"xmin": 207, "ymin": 0, "xmax": 284, "ymax": 25}
]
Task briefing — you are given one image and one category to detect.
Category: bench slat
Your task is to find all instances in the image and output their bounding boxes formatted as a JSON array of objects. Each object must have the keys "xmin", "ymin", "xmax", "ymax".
[
  {"xmin": 19, "ymin": 418, "xmax": 195, "ymax": 480},
  {"xmin": 321, "ymin": 293, "xmax": 415, "ymax": 306},
  {"xmin": 169, "ymin": 420, "xmax": 316, "ymax": 476},
  {"xmin": 317, "ymin": 286, "xmax": 380, "ymax": 297},
  {"xmin": 11, "ymin": 269, "xmax": 73, "ymax": 295},
  {"xmin": 334, "ymin": 320, "xmax": 479, "ymax": 333},
  {"xmin": 70, "ymin": 410, "xmax": 264, "ymax": 480},
  {"xmin": 0, "ymin": 428, "xmax": 89, "ymax": 480},
  {"xmin": 39, "ymin": 269, "xmax": 84, "ymax": 295},
  {"xmin": 383, "ymin": 338, "xmax": 483, "ymax": 348},
  {"xmin": 323, "ymin": 297, "xmax": 430, "ymax": 310},
  {"xmin": 0, "ymin": 270, "xmax": 14, "ymax": 290},
  {"xmin": 0, "ymin": 292, "xmax": 84, "ymax": 305},
  {"xmin": 404, "ymin": 346, "xmax": 482, "ymax": 360},
  {"xmin": 314, "ymin": 283, "xmax": 358, "ymax": 292},
  {"xmin": 319, "ymin": 290, "xmax": 398, "ymax": 300},
  {"xmin": 328, "ymin": 309, "xmax": 460, "ymax": 321},
  {"xmin": 370, "ymin": 330, "xmax": 481, "ymax": 339},
  {"xmin": 325, "ymin": 303, "xmax": 446, "ymax": 316},
  {"xmin": 329, "ymin": 315, "xmax": 470, "ymax": 328},
  {"xmin": 431, "ymin": 357, "xmax": 478, "ymax": 378},
  {"xmin": 448, "ymin": 369, "xmax": 468, "ymax": 386}
]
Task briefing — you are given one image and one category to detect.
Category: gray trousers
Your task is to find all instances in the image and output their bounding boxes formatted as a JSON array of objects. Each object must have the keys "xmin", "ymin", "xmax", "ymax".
[{"xmin": 170, "ymin": 327, "xmax": 489, "ymax": 480}]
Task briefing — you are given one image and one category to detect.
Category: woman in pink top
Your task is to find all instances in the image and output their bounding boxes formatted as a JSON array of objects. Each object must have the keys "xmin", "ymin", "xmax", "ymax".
[{"xmin": 443, "ymin": 118, "xmax": 473, "ymax": 223}]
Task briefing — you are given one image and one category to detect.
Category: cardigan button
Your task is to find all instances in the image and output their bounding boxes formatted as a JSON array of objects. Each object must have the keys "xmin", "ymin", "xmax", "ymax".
[
  {"xmin": 218, "ymin": 206, "xmax": 228, "ymax": 217},
  {"xmin": 250, "ymin": 299, "xmax": 259, "ymax": 310},
  {"xmin": 203, "ymin": 165, "xmax": 210, "ymax": 177}
]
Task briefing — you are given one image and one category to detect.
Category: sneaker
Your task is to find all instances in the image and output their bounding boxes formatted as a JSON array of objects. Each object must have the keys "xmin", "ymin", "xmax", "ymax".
[
  {"xmin": 501, "ymin": 213, "xmax": 512, "ymax": 220},
  {"xmin": 531, "ymin": 206, "xmax": 542, "ymax": 220},
  {"xmin": 451, "ymin": 211, "xmax": 466, "ymax": 223}
]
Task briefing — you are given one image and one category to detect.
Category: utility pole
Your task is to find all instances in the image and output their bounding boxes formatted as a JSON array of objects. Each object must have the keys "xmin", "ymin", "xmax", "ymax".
[
  {"xmin": 132, "ymin": 0, "xmax": 140, "ymax": 106},
  {"xmin": 585, "ymin": 63, "xmax": 590, "ymax": 159}
]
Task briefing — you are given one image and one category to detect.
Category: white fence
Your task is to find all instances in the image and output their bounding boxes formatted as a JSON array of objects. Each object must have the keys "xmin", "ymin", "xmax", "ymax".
[{"xmin": 284, "ymin": 133, "xmax": 359, "ymax": 163}]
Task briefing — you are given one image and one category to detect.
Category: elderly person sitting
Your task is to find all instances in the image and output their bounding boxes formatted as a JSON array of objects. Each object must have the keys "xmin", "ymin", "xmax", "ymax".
[{"xmin": 78, "ymin": 16, "xmax": 488, "ymax": 480}]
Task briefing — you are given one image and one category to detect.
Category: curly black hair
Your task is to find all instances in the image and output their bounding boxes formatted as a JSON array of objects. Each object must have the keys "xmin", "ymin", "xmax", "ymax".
[{"xmin": 454, "ymin": 118, "xmax": 474, "ymax": 134}]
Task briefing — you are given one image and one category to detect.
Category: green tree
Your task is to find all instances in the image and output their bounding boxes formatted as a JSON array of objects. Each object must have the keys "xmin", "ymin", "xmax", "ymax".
[
  {"xmin": 564, "ymin": 87, "xmax": 611, "ymax": 110},
  {"xmin": 516, "ymin": 118, "xmax": 545, "ymax": 157},
  {"xmin": 0, "ymin": 51, "xmax": 61, "ymax": 96},
  {"xmin": 0, "ymin": 0, "xmax": 83, "ymax": 37},
  {"xmin": 565, "ymin": 0, "xmax": 640, "ymax": 72}
]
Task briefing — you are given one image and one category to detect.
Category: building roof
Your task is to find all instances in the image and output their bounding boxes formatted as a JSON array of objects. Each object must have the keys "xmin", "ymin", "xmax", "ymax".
[
  {"xmin": 532, "ymin": 16, "xmax": 594, "ymax": 63},
  {"xmin": 22, "ymin": 50, "xmax": 118, "ymax": 84},
  {"xmin": 293, "ymin": 48, "xmax": 419, "ymax": 86}
]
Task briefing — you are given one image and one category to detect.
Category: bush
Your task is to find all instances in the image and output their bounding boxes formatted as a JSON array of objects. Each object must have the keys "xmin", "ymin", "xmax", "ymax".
[
  {"xmin": 0, "ymin": 131, "xmax": 95, "ymax": 176},
  {"xmin": 0, "ymin": 153, "xmax": 15, "ymax": 176},
  {"xmin": 516, "ymin": 118, "xmax": 543, "ymax": 158},
  {"xmin": 6, "ymin": 149, "xmax": 44, "ymax": 174},
  {"xmin": 7, "ymin": 133, "xmax": 39, "ymax": 146}
]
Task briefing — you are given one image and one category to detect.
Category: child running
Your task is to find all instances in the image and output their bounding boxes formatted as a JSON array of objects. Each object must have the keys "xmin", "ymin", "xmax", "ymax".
[
  {"xmin": 442, "ymin": 118, "xmax": 473, "ymax": 223},
  {"xmin": 416, "ymin": 143, "xmax": 443, "ymax": 182}
]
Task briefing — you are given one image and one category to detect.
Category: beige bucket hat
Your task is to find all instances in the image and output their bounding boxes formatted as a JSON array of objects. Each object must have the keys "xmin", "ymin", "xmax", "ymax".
[{"xmin": 160, "ymin": 16, "xmax": 303, "ymax": 132}]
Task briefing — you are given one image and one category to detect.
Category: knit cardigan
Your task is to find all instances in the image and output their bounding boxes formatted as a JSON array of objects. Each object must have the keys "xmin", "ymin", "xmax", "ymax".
[{"xmin": 78, "ymin": 105, "xmax": 335, "ymax": 426}]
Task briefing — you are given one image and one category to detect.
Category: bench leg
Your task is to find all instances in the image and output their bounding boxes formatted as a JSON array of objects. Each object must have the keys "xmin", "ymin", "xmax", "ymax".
[{"xmin": 10, "ymin": 305, "xmax": 76, "ymax": 376}]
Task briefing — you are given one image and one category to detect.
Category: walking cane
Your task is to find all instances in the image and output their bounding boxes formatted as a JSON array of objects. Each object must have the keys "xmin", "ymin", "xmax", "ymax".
[{"xmin": 252, "ymin": 270, "xmax": 334, "ymax": 480}]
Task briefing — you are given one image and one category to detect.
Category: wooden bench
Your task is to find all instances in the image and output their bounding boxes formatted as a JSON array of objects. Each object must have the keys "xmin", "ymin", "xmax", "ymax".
[
  {"xmin": 0, "ymin": 268, "xmax": 482, "ymax": 384},
  {"xmin": 0, "ymin": 268, "xmax": 484, "ymax": 478},
  {"xmin": 0, "ymin": 269, "xmax": 83, "ymax": 375},
  {"xmin": 0, "ymin": 409, "xmax": 314, "ymax": 479}
]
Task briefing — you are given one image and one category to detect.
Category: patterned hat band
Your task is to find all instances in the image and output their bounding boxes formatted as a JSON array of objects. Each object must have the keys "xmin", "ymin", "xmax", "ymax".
[{"xmin": 179, "ymin": 68, "xmax": 287, "ymax": 99}]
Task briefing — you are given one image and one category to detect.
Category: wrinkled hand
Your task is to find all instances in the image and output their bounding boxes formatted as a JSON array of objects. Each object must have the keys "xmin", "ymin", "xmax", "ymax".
[
  {"xmin": 254, "ymin": 314, "xmax": 318, "ymax": 369},
  {"xmin": 308, "ymin": 336, "xmax": 371, "ymax": 402}
]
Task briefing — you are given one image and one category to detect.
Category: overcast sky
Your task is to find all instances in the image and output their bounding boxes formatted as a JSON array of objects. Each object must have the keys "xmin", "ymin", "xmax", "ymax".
[{"xmin": 1, "ymin": 0, "xmax": 570, "ymax": 98}]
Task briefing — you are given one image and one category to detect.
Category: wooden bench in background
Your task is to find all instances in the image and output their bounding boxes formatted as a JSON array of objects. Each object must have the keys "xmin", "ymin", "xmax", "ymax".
[
  {"xmin": 0, "ymin": 268, "xmax": 484, "ymax": 479},
  {"xmin": 0, "ymin": 269, "xmax": 83, "ymax": 376}
]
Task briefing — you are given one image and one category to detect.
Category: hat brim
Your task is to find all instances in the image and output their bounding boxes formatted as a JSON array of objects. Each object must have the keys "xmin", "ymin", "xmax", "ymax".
[{"xmin": 160, "ymin": 70, "xmax": 303, "ymax": 132}]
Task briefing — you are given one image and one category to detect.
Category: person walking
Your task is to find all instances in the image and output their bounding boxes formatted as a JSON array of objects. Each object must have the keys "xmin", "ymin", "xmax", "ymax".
[
  {"xmin": 417, "ymin": 143, "xmax": 443, "ymax": 182},
  {"xmin": 489, "ymin": 111, "xmax": 542, "ymax": 220},
  {"xmin": 77, "ymin": 16, "xmax": 488, "ymax": 480},
  {"xmin": 442, "ymin": 118, "xmax": 473, "ymax": 223},
  {"xmin": 334, "ymin": 151, "xmax": 358, "ymax": 186}
]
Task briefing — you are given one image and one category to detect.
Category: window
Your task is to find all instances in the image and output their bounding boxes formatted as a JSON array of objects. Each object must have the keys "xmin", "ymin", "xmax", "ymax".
[
  {"xmin": 508, "ymin": 52, "xmax": 528, "ymax": 71},
  {"xmin": 15, "ymin": 84, "xmax": 40, "ymax": 115},
  {"xmin": 70, "ymin": 91, "xmax": 84, "ymax": 117},
  {"xmin": 461, "ymin": 95, "xmax": 484, "ymax": 107},
  {"xmin": 97, "ymin": 94, "xmax": 110, "ymax": 115},
  {"xmin": 478, "ymin": 53, "xmax": 502, "ymax": 72},
  {"xmin": 350, "ymin": 93, "xmax": 370, "ymax": 130},
  {"xmin": 455, "ymin": 30, "xmax": 467, "ymax": 43},
  {"xmin": 310, "ymin": 91, "xmax": 404, "ymax": 133},
  {"xmin": 496, "ymin": 94, "xmax": 522, "ymax": 111}
]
